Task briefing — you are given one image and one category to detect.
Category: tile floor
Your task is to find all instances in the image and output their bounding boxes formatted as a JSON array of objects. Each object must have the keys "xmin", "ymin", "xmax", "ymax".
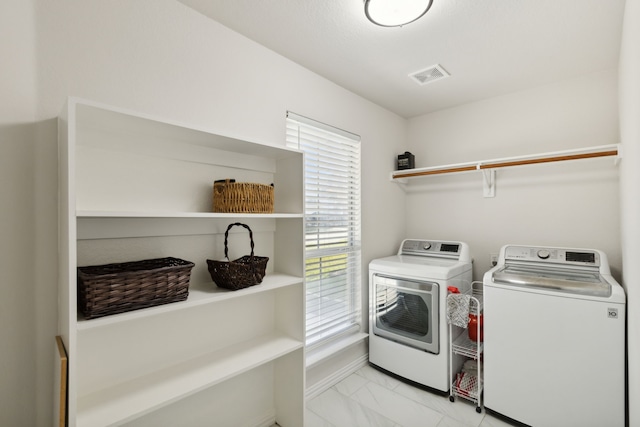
[{"xmin": 305, "ymin": 364, "xmax": 520, "ymax": 427}]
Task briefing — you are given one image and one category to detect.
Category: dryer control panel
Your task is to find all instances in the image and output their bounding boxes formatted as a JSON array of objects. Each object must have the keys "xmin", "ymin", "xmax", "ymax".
[{"xmin": 399, "ymin": 239, "xmax": 463, "ymax": 259}]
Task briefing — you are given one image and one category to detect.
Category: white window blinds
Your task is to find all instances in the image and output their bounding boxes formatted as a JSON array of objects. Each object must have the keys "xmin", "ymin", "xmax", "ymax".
[{"xmin": 286, "ymin": 112, "xmax": 362, "ymax": 347}]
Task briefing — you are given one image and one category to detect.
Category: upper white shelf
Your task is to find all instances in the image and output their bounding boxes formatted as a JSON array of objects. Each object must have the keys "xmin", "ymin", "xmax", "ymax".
[
  {"xmin": 76, "ymin": 210, "xmax": 304, "ymax": 219},
  {"xmin": 73, "ymin": 97, "xmax": 301, "ymax": 160},
  {"xmin": 391, "ymin": 144, "xmax": 620, "ymax": 182}
]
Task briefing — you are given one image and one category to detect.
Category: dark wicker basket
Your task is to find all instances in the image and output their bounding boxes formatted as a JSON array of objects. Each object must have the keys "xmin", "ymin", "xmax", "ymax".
[
  {"xmin": 77, "ymin": 257, "xmax": 194, "ymax": 319},
  {"xmin": 207, "ymin": 223, "xmax": 269, "ymax": 291}
]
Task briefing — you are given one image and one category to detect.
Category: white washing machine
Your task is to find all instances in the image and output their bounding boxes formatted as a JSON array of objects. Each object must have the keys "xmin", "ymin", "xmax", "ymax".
[
  {"xmin": 483, "ymin": 245, "xmax": 626, "ymax": 427},
  {"xmin": 369, "ymin": 239, "xmax": 472, "ymax": 392}
]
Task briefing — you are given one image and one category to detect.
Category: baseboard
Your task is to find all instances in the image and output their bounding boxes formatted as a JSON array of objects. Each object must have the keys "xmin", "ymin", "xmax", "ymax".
[
  {"xmin": 306, "ymin": 332, "xmax": 368, "ymax": 368},
  {"xmin": 305, "ymin": 353, "xmax": 369, "ymax": 400}
]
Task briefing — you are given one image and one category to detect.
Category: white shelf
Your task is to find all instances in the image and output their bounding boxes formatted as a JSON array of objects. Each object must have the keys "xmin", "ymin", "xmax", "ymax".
[
  {"xmin": 77, "ymin": 210, "xmax": 304, "ymax": 219},
  {"xmin": 392, "ymin": 144, "xmax": 620, "ymax": 198},
  {"xmin": 76, "ymin": 333, "xmax": 303, "ymax": 427},
  {"xmin": 73, "ymin": 96, "xmax": 301, "ymax": 161},
  {"xmin": 451, "ymin": 333, "xmax": 484, "ymax": 360},
  {"xmin": 392, "ymin": 144, "xmax": 620, "ymax": 181},
  {"xmin": 76, "ymin": 274, "xmax": 303, "ymax": 330},
  {"xmin": 450, "ymin": 375, "xmax": 482, "ymax": 405}
]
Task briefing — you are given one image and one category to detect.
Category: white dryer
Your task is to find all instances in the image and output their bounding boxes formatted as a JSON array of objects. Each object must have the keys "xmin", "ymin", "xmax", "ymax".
[
  {"xmin": 483, "ymin": 245, "xmax": 626, "ymax": 427},
  {"xmin": 369, "ymin": 239, "xmax": 472, "ymax": 392}
]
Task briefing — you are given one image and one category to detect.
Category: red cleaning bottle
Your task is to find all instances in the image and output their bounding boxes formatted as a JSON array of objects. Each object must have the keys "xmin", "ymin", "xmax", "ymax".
[{"xmin": 468, "ymin": 313, "xmax": 484, "ymax": 342}]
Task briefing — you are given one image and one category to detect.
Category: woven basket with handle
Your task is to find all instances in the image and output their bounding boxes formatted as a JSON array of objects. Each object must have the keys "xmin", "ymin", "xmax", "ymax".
[{"xmin": 207, "ymin": 223, "xmax": 269, "ymax": 290}]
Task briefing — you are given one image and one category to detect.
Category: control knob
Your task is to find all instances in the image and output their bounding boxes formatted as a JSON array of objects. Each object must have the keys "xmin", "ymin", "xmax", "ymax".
[
  {"xmin": 537, "ymin": 249, "xmax": 550, "ymax": 259},
  {"xmin": 423, "ymin": 242, "xmax": 431, "ymax": 250}
]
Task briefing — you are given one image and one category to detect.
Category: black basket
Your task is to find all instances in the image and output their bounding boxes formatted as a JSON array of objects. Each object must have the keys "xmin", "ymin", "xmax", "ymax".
[
  {"xmin": 207, "ymin": 223, "xmax": 269, "ymax": 291},
  {"xmin": 77, "ymin": 257, "xmax": 194, "ymax": 319}
]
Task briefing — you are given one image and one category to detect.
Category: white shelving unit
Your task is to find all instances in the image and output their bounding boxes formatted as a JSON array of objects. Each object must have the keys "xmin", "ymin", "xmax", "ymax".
[
  {"xmin": 58, "ymin": 98, "xmax": 306, "ymax": 427},
  {"xmin": 448, "ymin": 282, "xmax": 483, "ymax": 413}
]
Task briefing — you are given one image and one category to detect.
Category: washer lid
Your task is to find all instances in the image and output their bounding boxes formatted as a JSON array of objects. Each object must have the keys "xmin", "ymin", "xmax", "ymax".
[{"xmin": 492, "ymin": 264, "xmax": 611, "ymax": 297}]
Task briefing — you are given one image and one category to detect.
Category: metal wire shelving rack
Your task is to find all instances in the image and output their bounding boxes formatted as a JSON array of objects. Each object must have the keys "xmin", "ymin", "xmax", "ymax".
[{"xmin": 447, "ymin": 281, "xmax": 484, "ymax": 413}]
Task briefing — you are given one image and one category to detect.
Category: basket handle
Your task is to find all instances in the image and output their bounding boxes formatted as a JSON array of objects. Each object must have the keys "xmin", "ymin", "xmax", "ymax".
[{"xmin": 223, "ymin": 222, "xmax": 256, "ymax": 261}]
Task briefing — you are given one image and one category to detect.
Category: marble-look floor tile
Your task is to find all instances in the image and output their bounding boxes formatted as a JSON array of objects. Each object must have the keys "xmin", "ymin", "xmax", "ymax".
[
  {"xmin": 355, "ymin": 364, "xmax": 403, "ymax": 390},
  {"xmin": 305, "ymin": 408, "xmax": 337, "ymax": 427},
  {"xmin": 350, "ymin": 381, "xmax": 444, "ymax": 427},
  {"xmin": 333, "ymin": 373, "xmax": 369, "ymax": 397},
  {"xmin": 307, "ymin": 387, "xmax": 397, "ymax": 427},
  {"xmin": 393, "ymin": 382, "xmax": 484, "ymax": 427},
  {"xmin": 306, "ymin": 367, "xmax": 525, "ymax": 427},
  {"xmin": 437, "ymin": 415, "xmax": 478, "ymax": 427},
  {"xmin": 478, "ymin": 413, "xmax": 522, "ymax": 427}
]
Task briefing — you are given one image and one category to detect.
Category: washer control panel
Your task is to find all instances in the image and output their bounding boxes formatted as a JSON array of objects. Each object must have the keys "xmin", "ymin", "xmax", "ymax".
[
  {"xmin": 400, "ymin": 239, "xmax": 461, "ymax": 257},
  {"xmin": 504, "ymin": 245, "xmax": 599, "ymax": 266}
]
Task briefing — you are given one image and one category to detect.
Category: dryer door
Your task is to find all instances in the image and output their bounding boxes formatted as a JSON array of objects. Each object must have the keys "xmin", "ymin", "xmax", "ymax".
[{"xmin": 372, "ymin": 274, "xmax": 439, "ymax": 354}]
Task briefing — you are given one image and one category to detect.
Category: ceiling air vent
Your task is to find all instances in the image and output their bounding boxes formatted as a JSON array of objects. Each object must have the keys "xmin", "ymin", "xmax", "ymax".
[{"xmin": 409, "ymin": 64, "xmax": 450, "ymax": 86}]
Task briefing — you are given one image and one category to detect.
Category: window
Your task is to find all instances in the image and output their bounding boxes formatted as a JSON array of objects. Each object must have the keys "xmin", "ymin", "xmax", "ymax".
[{"xmin": 286, "ymin": 112, "xmax": 362, "ymax": 347}]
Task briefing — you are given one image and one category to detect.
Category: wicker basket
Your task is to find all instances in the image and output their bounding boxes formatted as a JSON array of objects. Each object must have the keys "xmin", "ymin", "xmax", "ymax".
[
  {"xmin": 213, "ymin": 179, "xmax": 274, "ymax": 213},
  {"xmin": 77, "ymin": 257, "xmax": 194, "ymax": 319},
  {"xmin": 207, "ymin": 223, "xmax": 269, "ymax": 291}
]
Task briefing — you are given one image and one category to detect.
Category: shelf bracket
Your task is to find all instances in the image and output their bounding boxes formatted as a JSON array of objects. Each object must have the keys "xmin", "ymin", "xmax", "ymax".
[
  {"xmin": 614, "ymin": 144, "xmax": 622, "ymax": 165},
  {"xmin": 390, "ymin": 171, "xmax": 408, "ymax": 184},
  {"xmin": 482, "ymin": 169, "xmax": 495, "ymax": 198}
]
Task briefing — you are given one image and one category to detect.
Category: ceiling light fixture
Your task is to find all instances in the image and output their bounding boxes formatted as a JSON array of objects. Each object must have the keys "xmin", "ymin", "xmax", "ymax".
[{"xmin": 364, "ymin": 0, "xmax": 434, "ymax": 27}]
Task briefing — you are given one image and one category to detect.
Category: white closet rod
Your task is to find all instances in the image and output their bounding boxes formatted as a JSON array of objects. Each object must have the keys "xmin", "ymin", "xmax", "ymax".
[{"xmin": 392, "ymin": 144, "xmax": 620, "ymax": 180}]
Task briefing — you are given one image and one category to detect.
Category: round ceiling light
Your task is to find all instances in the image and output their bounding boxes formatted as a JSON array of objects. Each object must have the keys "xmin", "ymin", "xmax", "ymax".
[{"xmin": 364, "ymin": 0, "xmax": 434, "ymax": 27}]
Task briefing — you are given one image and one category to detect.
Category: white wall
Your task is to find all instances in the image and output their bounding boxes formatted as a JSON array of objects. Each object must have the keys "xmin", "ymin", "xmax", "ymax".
[
  {"xmin": 0, "ymin": 0, "xmax": 38, "ymax": 426},
  {"xmin": 34, "ymin": 0, "xmax": 407, "ymax": 263},
  {"xmin": 619, "ymin": 0, "xmax": 640, "ymax": 424},
  {"xmin": 17, "ymin": 0, "xmax": 406, "ymax": 424},
  {"xmin": 405, "ymin": 69, "xmax": 621, "ymax": 280},
  {"xmin": 4, "ymin": 0, "xmax": 632, "ymax": 424}
]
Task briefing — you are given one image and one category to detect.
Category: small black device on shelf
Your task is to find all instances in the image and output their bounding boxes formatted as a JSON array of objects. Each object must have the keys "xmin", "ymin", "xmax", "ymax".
[{"xmin": 397, "ymin": 151, "xmax": 415, "ymax": 170}]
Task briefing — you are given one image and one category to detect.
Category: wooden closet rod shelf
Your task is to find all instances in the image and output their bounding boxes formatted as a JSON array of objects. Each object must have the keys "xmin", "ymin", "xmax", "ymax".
[{"xmin": 392, "ymin": 144, "xmax": 620, "ymax": 181}]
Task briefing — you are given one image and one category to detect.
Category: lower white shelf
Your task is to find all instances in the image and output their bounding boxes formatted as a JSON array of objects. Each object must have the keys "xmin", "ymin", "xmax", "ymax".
[
  {"xmin": 451, "ymin": 374, "xmax": 483, "ymax": 404},
  {"xmin": 76, "ymin": 333, "xmax": 303, "ymax": 427}
]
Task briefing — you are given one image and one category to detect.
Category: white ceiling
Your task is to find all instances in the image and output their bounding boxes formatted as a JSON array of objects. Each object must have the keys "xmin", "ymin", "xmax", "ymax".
[{"xmin": 178, "ymin": 0, "xmax": 626, "ymax": 118}]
